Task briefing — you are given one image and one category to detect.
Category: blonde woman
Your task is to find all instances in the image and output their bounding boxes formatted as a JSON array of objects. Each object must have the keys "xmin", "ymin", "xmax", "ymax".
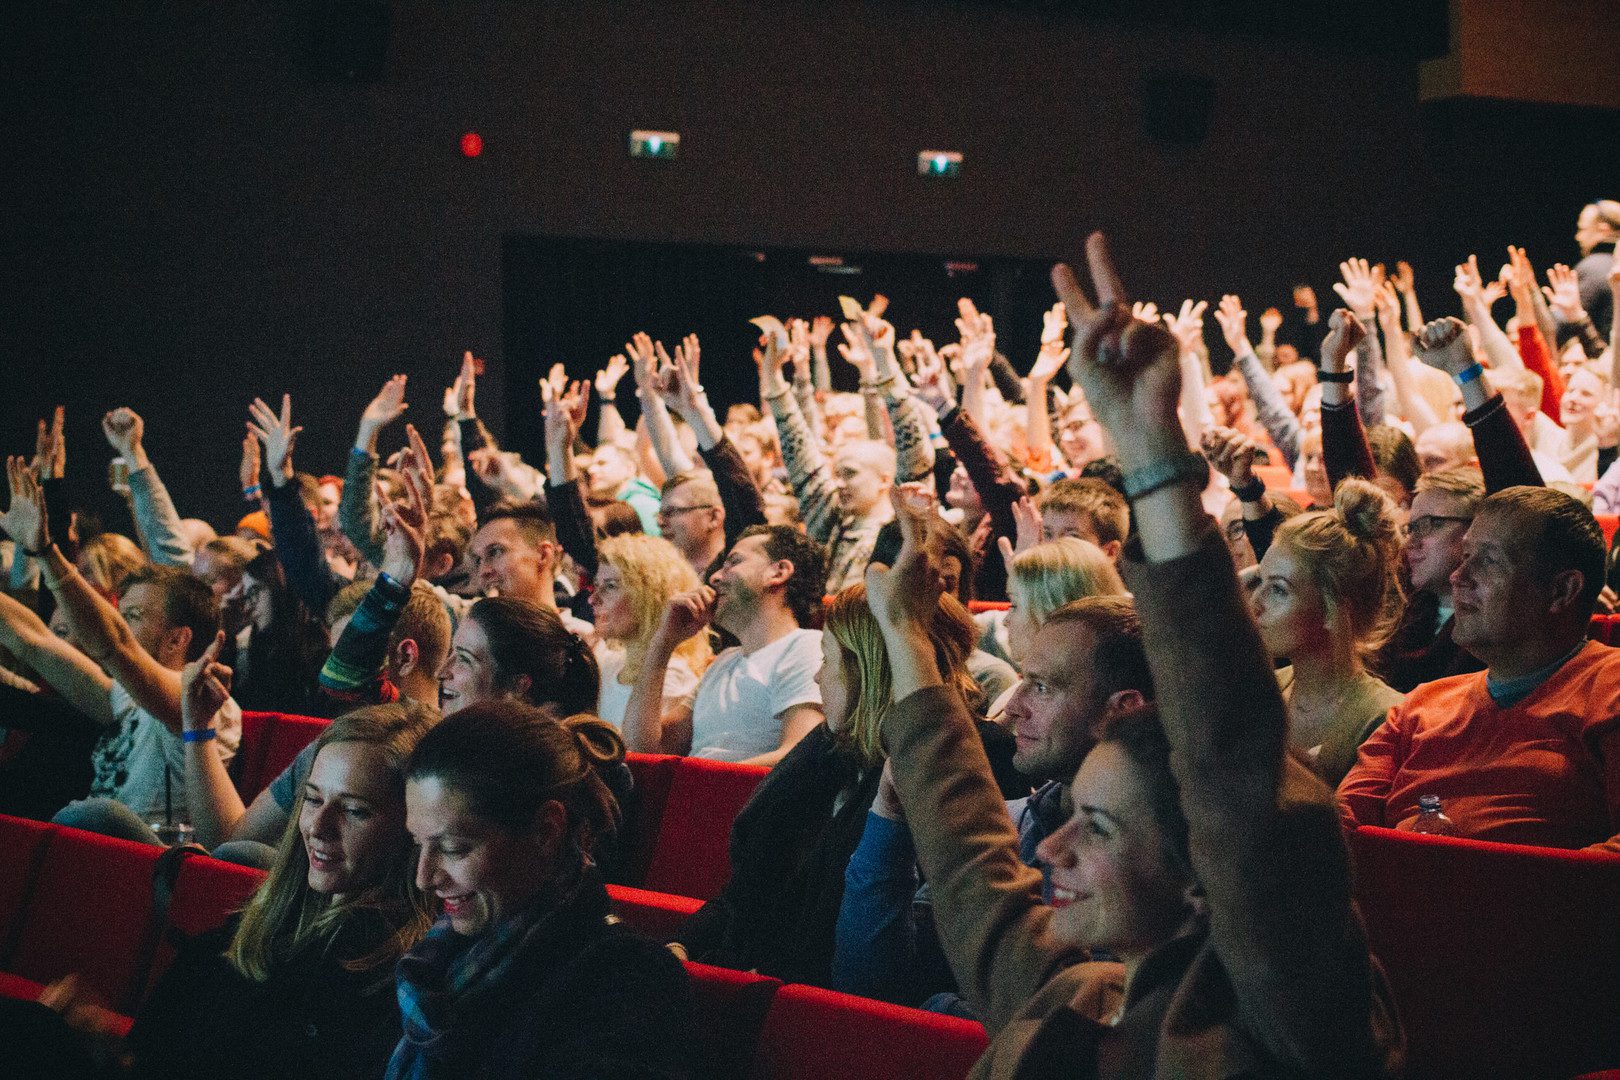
[
  {"xmin": 1250, "ymin": 476, "xmax": 1406, "ymax": 783},
  {"xmin": 41, "ymin": 701, "xmax": 437, "ymax": 1080},
  {"xmin": 589, "ymin": 534, "xmax": 712, "ymax": 729}
]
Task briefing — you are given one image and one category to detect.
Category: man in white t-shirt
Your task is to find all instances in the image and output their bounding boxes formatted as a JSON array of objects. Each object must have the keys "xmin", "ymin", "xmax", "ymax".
[
  {"xmin": 624, "ymin": 525, "xmax": 828, "ymax": 766},
  {"xmin": 0, "ymin": 478, "xmax": 240, "ymax": 838}
]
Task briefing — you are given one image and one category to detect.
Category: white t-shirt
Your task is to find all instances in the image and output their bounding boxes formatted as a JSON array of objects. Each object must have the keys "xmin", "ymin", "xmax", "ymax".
[
  {"xmin": 689, "ymin": 628, "xmax": 823, "ymax": 762},
  {"xmin": 593, "ymin": 642, "xmax": 700, "ymax": 729},
  {"xmin": 89, "ymin": 681, "xmax": 242, "ymax": 825}
]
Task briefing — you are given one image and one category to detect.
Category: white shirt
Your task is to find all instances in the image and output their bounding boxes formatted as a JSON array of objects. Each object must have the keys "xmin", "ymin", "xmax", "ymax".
[
  {"xmin": 689, "ymin": 628, "xmax": 823, "ymax": 762},
  {"xmin": 593, "ymin": 642, "xmax": 700, "ymax": 729},
  {"xmin": 89, "ymin": 681, "xmax": 241, "ymax": 824}
]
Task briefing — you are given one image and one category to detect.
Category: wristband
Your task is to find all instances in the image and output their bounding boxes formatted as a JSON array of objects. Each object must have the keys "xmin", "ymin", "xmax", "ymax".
[
  {"xmin": 1455, "ymin": 363, "xmax": 1484, "ymax": 385},
  {"xmin": 1122, "ymin": 452, "xmax": 1208, "ymax": 502},
  {"xmin": 1231, "ymin": 477, "xmax": 1267, "ymax": 502},
  {"xmin": 242, "ymin": 484, "xmax": 261, "ymax": 499},
  {"xmin": 182, "ymin": 728, "xmax": 218, "ymax": 743},
  {"xmin": 1316, "ymin": 369, "xmax": 1354, "ymax": 384},
  {"xmin": 599, "ymin": 394, "xmax": 616, "ymax": 403}
]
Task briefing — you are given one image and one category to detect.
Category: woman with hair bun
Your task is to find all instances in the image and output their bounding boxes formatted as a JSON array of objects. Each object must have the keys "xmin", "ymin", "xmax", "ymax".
[
  {"xmin": 436, "ymin": 596, "xmax": 600, "ymax": 719},
  {"xmin": 1250, "ymin": 476, "xmax": 1407, "ymax": 782},
  {"xmin": 393, "ymin": 703, "xmax": 693, "ymax": 1079}
]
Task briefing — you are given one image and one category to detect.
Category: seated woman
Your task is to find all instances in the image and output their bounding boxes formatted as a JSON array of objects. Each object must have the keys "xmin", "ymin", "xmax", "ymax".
[
  {"xmin": 1251, "ymin": 476, "xmax": 1406, "ymax": 784},
  {"xmin": 220, "ymin": 545, "xmax": 329, "ymax": 713},
  {"xmin": 36, "ymin": 699, "xmax": 438, "ymax": 1080},
  {"xmin": 393, "ymin": 703, "xmax": 692, "ymax": 1078},
  {"xmin": 588, "ymin": 533, "xmax": 711, "ymax": 729},
  {"xmin": 676, "ymin": 581, "xmax": 995, "ymax": 989},
  {"xmin": 863, "ymin": 239, "xmax": 1400, "ymax": 1076}
]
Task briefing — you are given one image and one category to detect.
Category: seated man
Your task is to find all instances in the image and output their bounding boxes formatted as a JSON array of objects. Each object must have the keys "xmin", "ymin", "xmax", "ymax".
[
  {"xmin": 1034, "ymin": 477, "xmax": 1129, "ymax": 561},
  {"xmin": 625, "ymin": 525, "xmax": 827, "ymax": 766},
  {"xmin": 0, "ymin": 464, "xmax": 238, "ymax": 838},
  {"xmin": 1341, "ymin": 484, "xmax": 1620, "ymax": 850},
  {"xmin": 832, "ymin": 595, "xmax": 1153, "ymax": 1005},
  {"xmin": 467, "ymin": 501, "xmax": 593, "ymax": 635}
]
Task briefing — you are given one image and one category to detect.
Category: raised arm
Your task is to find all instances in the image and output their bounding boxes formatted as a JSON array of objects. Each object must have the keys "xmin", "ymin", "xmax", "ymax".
[
  {"xmin": 1318, "ymin": 309, "xmax": 1378, "ymax": 491},
  {"xmin": 1393, "ymin": 260, "xmax": 1424, "ymax": 332},
  {"xmin": 1216, "ymin": 295, "xmax": 1302, "ymax": 465},
  {"xmin": 1024, "ymin": 303, "xmax": 1071, "ymax": 473},
  {"xmin": 1508, "ymin": 246, "xmax": 1564, "ymax": 421},
  {"xmin": 1455, "ymin": 255, "xmax": 1524, "ymax": 374},
  {"xmin": 1415, "ymin": 316, "xmax": 1544, "ymax": 492},
  {"xmin": 181, "ymin": 632, "xmax": 246, "ymax": 849},
  {"xmin": 1056, "ymin": 232, "xmax": 1387, "ymax": 1072},
  {"xmin": 1544, "ymin": 262, "xmax": 1609, "ymax": 361},
  {"xmin": 543, "ymin": 377, "xmax": 600, "ymax": 581},
  {"xmin": 594, "ymin": 353, "xmax": 630, "ymax": 446},
  {"xmin": 343, "ymin": 374, "xmax": 410, "ymax": 565},
  {"xmin": 103, "ymin": 407, "xmax": 193, "ymax": 568},
  {"xmin": 629, "ymin": 332, "xmax": 696, "ymax": 480},
  {"xmin": 1164, "ymin": 299, "xmax": 1213, "ymax": 445},
  {"xmin": 763, "ymin": 328, "xmax": 843, "ymax": 546},
  {"xmin": 854, "ymin": 312, "xmax": 935, "ymax": 482},
  {"xmin": 249, "ymin": 393, "xmax": 340, "ymax": 617},
  {"xmin": 955, "ymin": 301, "xmax": 997, "ymax": 430},
  {"xmin": 621, "ymin": 589, "xmax": 711, "ymax": 755},
  {"xmin": 1376, "ymin": 282, "xmax": 1440, "ymax": 435}
]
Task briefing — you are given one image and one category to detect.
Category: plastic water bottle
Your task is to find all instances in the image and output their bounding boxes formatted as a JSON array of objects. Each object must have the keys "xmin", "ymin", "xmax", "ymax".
[{"xmin": 1409, "ymin": 794, "xmax": 1457, "ymax": 836}]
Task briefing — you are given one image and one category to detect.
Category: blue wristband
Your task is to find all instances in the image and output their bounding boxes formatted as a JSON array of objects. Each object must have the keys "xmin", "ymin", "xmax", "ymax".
[
  {"xmin": 182, "ymin": 728, "xmax": 217, "ymax": 743},
  {"xmin": 1455, "ymin": 363, "xmax": 1484, "ymax": 385}
]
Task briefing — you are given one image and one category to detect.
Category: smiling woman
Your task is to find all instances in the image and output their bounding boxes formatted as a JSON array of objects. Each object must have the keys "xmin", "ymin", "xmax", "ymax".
[{"xmin": 393, "ymin": 703, "xmax": 693, "ymax": 1079}]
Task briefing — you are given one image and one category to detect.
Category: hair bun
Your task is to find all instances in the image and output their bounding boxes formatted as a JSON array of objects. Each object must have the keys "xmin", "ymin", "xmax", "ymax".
[
  {"xmin": 1332, "ymin": 476, "xmax": 1400, "ymax": 547},
  {"xmin": 561, "ymin": 713, "xmax": 626, "ymax": 770}
]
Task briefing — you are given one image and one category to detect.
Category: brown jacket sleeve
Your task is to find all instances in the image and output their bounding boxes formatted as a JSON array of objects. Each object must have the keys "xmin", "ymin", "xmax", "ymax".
[
  {"xmin": 1462, "ymin": 392, "xmax": 1544, "ymax": 493},
  {"xmin": 882, "ymin": 685, "xmax": 1088, "ymax": 1029},
  {"xmin": 1321, "ymin": 398, "xmax": 1377, "ymax": 493},
  {"xmin": 1121, "ymin": 528, "xmax": 1392, "ymax": 1073}
]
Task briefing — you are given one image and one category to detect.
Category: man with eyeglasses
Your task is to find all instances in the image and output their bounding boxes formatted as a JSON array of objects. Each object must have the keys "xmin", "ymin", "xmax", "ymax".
[
  {"xmin": 1375, "ymin": 467, "xmax": 1487, "ymax": 691},
  {"xmin": 656, "ymin": 472, "xmax": 731, "ymax": 580}
]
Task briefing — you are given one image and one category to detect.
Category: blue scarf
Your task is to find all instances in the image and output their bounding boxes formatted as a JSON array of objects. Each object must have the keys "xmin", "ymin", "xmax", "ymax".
[{"xmin": 386, "ymin": 865, "xmax": 584, "ymax": 1080}]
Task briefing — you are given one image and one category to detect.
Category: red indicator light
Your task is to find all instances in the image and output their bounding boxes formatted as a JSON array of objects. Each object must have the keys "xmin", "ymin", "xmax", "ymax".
[{"xmin": 460, "ymin": 132, "xmax": 483, "ymax": 158}]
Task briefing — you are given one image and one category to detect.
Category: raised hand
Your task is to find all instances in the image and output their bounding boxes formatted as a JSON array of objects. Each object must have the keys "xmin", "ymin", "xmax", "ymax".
[
  {"xmin": 807, "ymin": 315, "xmax": 835, "ymax": 351},
  {"xmin": 1454, "ymin": 255, "xmax": 1498, "ymax": 309},
  {"xmin": 1413, "ymin": 317, "xmax": 1474, "ymax": 377},
  {"xmin": 910, "ymin": 337, "xmax": 956, "ymax": 414},
  {"xmin": 1393, "ymin": 260, "xmax": 1416, "ymax": 295},
  {"xmin": 1259, "ymin": 307, "xmax": 1283, "ymax": 336},
  {"xmin": 865, "ymin": 483, "xmax": 948, "ymax": 635},
  {"xmin": 446, "ymin": 351, "xmax": 479, "ymax": 420},
  {"xmin": 596, "ymin": 354, "xmax": 630, "ymax": 397},
  {"xmin": 653, "ymin": 586, "xmax": 716, "ymax": 650},
  {"xmin": 955, "ymin": 300, "xmax": 996, "ymax": 376},
  {"xmin": 1052, "ymin": 232, "xmax": 1183, "ymax": 440},
  {"xmin": 626, "ymin": 332, "xmax": 659, "ymax": 392},
  {"xmin": 837, "ymin": 322, "xmax": 877, "ymax": 381},
  {"xmin": 1041, "ymin": 301, "xmax": 1068, "ymax": 348},
  {"xmin": 34, "ymin": 406, "xmax": 66, "ymax": 480},
  {"xmin": 541, "ymin": 362, "xmax": 568, "ymax": 405},
  {"xmin": 246, "ymin": 394, "xmax": 301, "ymax": 482},
  {"xmin": 1162, "ymin": 299, "xmax": 1208, "ymax": 356},
  {"xmin": 1293, "ymin": 284, "xmax": 1319, "ymax": 314},
  {"xmin": 1543, "ymin": 263, "xmax": 1587, "ymax": 323},
  {"xmin": 1010, "ymin": 495, "xmax": 1042, "ymax": 556},
  {"xmin": 1, "ymin": 456, "xmax": 48, "ymax": 554},
  {"xmin": 100, "ymin": 407, "xmax": 143, "ymax": 463},
  {"xmin": 542, "ymin": 373, "xmax": 585, "ymax": 453},
  {"xmin": 1028, "ymin": 335, "xmax": 1069, "ymax": 386},
  {"xmin": 379, "ymin": 446, "xmax": 431, "ymax": 585},
  {"xmin": 1201, "ymin": 426, "xmax": 1259, "ymax": 490},
  {"xmin": 362, "ymin": 374, "xmax": 410, "ymax": 430},
  {"xmin": 1332, "ymin": 258, "xmax": 1378, "ymax": 319},
  {"xmin": 1504, "ymin": 246, "xmax": 1539, "ymax": 310},
  {"xmin": 181, "ymin": 631, "xmax": 234, "ymax": 734},
  {"xmin": 1213, "ymin": 294, "xmax": 1249, "ymax": 355},
  {"xmin": 1373, "ymin": 280, "xmax": 1402, "ymax": 334},
  {"xmin": 1320, "ymin": 309, "xmax": 1367, "ymax": 374},
  {"xmin": 1130, "ymin": 300, "xmax": 1160, "ymax": 325}
]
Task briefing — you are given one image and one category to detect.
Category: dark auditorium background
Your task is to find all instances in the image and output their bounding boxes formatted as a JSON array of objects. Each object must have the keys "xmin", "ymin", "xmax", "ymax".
[{"xmin": 3, "ymin": 0, "xmax": 1618, "ymax": 532}]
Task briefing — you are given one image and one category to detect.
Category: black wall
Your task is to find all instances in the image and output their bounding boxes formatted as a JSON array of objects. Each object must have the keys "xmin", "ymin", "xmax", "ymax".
[{"xmin": 2, "ymin": 1, "xmax": 1616, "ymax": 533}]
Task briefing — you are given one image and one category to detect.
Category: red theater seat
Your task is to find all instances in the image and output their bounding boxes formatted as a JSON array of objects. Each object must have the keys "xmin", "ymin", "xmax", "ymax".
[
  {"xmin": 233, "ymin": 712, "xmax": 329, "ymax": 802},
  {"xmin": 642, "ymin": 757, "xmax": 767, "ymax": 901},
  {"xmin": 1597, "ymin": 513, "xmax": 1618, "ymax": 549},
  {"xmin": 1592, "ymin": 615, "xmax": 1620, "ymax": 645},
  {"xmin": 143, "ymin": 855, "xmax": 267, "ymax": 995},
  {"xmin": 614, "ymin": 753, "xmax": 680, "ymax": 889},
  {"xmin": 747, "ymin": 982, "xmax": 987, "ymax": 1080},
  {"xmin": 1350, "ymin": 826, "xmax": 1620, "ymax": 1080},
  {"xmin": 607, "ymin": 883, "xmax": 704, "ymax": 941},
  {"xmin": 0, "ymin": 815, "xmax": 53, "ymax": 959},
  {"xmin": 685, "ymin": 961, "xmax": 782, "ymax": 1080},
  {"xmin": 6, "ymin": 826, "xmax": 165, "ymax": 1015}
]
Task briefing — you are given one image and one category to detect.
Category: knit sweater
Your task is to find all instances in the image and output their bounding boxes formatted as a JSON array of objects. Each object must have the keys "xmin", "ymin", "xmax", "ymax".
[{"xmin": 1339, "ymin": 639, "xmax": 1620, "ymax": 851}]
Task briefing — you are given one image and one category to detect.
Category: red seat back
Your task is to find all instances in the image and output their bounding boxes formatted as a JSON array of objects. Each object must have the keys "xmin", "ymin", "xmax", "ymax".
[
  {"xmin": 232, "ymin": 711, "xmax": 275, "ymax": 798},
  {"xmin": 144, "ymin": 855, "xmax": 267, "ymax": 995},
  {"xmin": 607, "ymin": 882, "xmax": 703, "ymax": 941},
  {"xmin": 747, "ymin": 982, "xmax": 988, "ymax": 1080},
  {"xmin": 1591, "ymin": 614, "xmax": 1620, "ymax": 646},
  {"xmin": 1351, "ymin": 825, "xmax": 1620, "ymax": 1079},
  {"xmin": 643, "ymin": 757, "xmax": 767, "ymax": 900},
  {"xmin": 0, "ymin": 814, "xmax": 54, "ymax": 960},
  {"xmin": 612, "ymin": 753, "xmax": 680, "ymax": 888},
  {"xmin": 685, "ymin": 960, "xmax": 782, "ymax": 1080},
  {"xmin": 8, "ymin": 825, "xmax": 165, "ymax": 1013},
  {"xmin": 246, "ymin": 714, "xmax": 330, "ymax": 803}
]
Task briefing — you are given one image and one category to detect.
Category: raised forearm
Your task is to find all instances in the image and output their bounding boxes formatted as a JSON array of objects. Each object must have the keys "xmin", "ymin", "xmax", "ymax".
[
  {"xmin": 596, "ymin": 396, "xmax": 627, "ymax": 446},
  {"xmin": 622, "ymin": 637, "xmax": 678, "ymax": 753},
  {"xmin": 126, "ymin": 462, "xmax": 194, "ymax": 568},
  {"xmin": 638, "ymin": 391, "xmax": 695, "ymax": 477},
  {"xmin": 339, "ymin": 449, "xmax": 387, "ymax": 566},
  {"xmin": 185, "ymin": 736, "xmax": 247, "ymax": 850}
]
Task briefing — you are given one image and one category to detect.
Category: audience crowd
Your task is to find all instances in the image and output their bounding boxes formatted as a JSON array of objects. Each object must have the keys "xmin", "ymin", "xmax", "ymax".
[{"xmin": 3, "ymin": 199, "xmax": 1620, "ymax": 1077}]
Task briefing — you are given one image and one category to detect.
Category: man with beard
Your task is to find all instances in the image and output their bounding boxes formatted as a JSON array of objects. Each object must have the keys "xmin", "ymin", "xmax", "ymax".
[{"xmin": 622, "ymin": 525, "xmax": 826, "ymax": 766}]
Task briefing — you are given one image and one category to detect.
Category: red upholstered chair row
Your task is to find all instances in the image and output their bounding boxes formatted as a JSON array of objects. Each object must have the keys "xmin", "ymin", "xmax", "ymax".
[
  {"xmin": 0, "ymin": 815, "xmax": 987, "ymax": 1080},
  {"xmin": 232, "ymin": 711, "xmax": 331, "ymax": 803},
  {"xmin": 1350, "ymin": 826, "xmax": 1620, "ymax": 1080},
  {"xmin": 615, "ymin": 752, "xmax": 767, "ymax": 901},
  {"xmin": 1590, "ymin": 614, "xmax": 1620, "ymax": 645},
  {"xmin": 1597, "ymin": 513, "xmax": 1619, "ymax": 549}
]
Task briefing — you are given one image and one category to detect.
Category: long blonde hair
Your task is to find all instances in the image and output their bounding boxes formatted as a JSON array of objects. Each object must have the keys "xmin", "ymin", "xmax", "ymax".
[
  {"xmin": 1009, "ymin": 537, "xmax": 1126, "ymax": 624},
  {"xmin": 597, "ymin": 534, "xmax": 711, "ymax": 683},
  {"xmin": 227, "ymin": 702, "xmax": 438, "ymax": 988},
  {"xmin": 824, "ymin": 583, "xmax": 980, "ymax": 767}
]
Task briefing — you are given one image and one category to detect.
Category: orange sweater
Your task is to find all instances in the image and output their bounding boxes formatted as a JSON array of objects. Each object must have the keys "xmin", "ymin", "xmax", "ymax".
[{"xmin": 1338, "ymin": 640, "xmax": 1620, "ymax": 852}]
